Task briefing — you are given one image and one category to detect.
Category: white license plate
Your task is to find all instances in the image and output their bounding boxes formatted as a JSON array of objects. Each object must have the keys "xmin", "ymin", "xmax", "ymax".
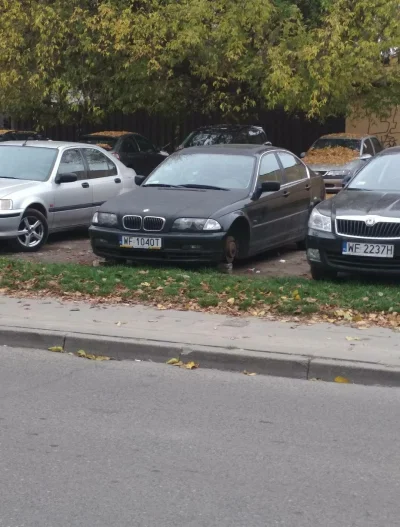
[
  {"xmin": 342, "ymin": 242, "xmax": 394, "ymax": 258},
  {"xmin": 120, "ymin": 236, "xmax": 162, "ymax": 250}
]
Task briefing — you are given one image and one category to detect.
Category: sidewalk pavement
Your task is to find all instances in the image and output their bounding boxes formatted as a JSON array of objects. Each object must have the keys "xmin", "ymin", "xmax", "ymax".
[{"xmin": 0, "ymin": 295, "xmax": 400, "ymax": 386}]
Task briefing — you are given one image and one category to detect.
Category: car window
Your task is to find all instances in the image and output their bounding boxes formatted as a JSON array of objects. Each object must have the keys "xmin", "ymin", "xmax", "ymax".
[
  {"xmin": 277, "ymin": 152, "xmax": 307, "ymax": 183},
  {"xmin": 107, "ymin": 158, "xmax": 118, "ymax": 176},
  {"xmin": 120, "ymin": 138, "xmax": 138, "ymax": 154},
  {"xmin": 248, "ymin": 128, "xmax": 267, "ymax": 145},
  {"xmin": 233, "ymin": 129, "xmax": 251, "ymax": 144},
  {"xmin": 258, "ymin": 153, "xmax": 282, "ymax": 183},
  {"xmin": 349, "ymin": 154, "xmax": 400, "ymax": 191},
  {"xmin": 83, "ymin": 148, "xmax": 112, "ymax": 179},
  {"xmin": 312, "ymin": 137, "xmax": 361, "ymax": 152},
  {"xmin": 182, "ymin": 130, "xmax": 235, "ymax": 147},
  {"xmin": 362, "ymin": 139, "xmax": 374, "ymax": 156},
  {"xmin": 0, "ymin": 145, "xmax": 57, "ymax": 181},
  {"xmin": 371, "ymin": 137, "xmax": 383, "ymax": 154},
  {"xmin": 134, "ymin": 135, "xmax": 155, "ymax": 153},
  {"xmin": 58, "ymin": 149, "xmax": 86, "ymax": 180}
]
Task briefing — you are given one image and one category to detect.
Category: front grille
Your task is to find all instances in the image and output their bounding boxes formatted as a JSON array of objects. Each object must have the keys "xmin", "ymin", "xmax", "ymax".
[
  {"xmin": 336, "ymin": 219, "xmax": 400, "ymax": 239},
  {"xmin": 122, "ymin": 215, "xmax": 141, "ymax": 231},
  {"xmin": 315, "ymin": 171, "xmax": 327, "ymax": 177},
  {"xmin": 143, "ymin": 216, "xmax": 165, "ymax": 232},
  {"xmin": 326, "ymin": 252, "xmax": 400, "ymax": 271}
]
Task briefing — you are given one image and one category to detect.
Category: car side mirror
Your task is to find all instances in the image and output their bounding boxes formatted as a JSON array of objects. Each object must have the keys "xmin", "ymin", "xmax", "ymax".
[
  {"xmin": 360, "ymin": 154, "xmax": 372, "ymax": 161},
  {"xmin": 261, "ymin": 181, "xmax": 280, "ymax": 193},
  {"xmin": 55, "ymin": 173, "xmax": 78, "ymax": 184},
  {"xmin": 300, "ymin": 152, "xmax": 306, "ymax": 158},
  {"xmin": 342, "ymin": 174, "xmax": 352, "ymax": 187},
  {"xmin": 135, "ymin": 175, "xmax": 146, "ymax": 186}
]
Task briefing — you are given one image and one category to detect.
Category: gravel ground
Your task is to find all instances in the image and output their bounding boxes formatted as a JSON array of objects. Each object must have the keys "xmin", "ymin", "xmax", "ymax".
[{"xmin": 0, "ymin": 230, "xmax": 310, "ymax": 278}]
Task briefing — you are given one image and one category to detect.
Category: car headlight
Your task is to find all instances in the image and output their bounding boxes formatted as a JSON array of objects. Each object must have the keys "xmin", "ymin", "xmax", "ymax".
[
  {"xmin": 308, "ymin": 208, "xmax": 332, "ymax": 233},
  {"xmin": 0, "ymin": 199, "xmax": 13, "ymax": 210},
  {"xmin": 92, "ymin": 212, "xmax": 118, "ymax": 227},
  {"xmin": 172, "ymin": 218, "xmax": 221, "ymax": 232},
  {"xmin": 324, "ymin": 169, "xmax": 351, "ymax": 178}
]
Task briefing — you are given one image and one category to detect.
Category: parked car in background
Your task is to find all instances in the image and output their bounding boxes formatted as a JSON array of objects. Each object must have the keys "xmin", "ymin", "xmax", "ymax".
[
  {"xmin": 79, "ymin": 131, "xmax": 168, "ymax": 176},
  {"xmin": 301, "ymin": 133, "xmax": 384, "ymax": 194},
  {"xmin": 307, "ymin": 147, "xmax": 400, "ymax": 279},
  {"xmin": 90, "ymin": 144, "xmax": 325, "ymax": 264},
  {"xmin": 0, "ymin": 141, "xmax": 136, "ymax": 252},
  {"xmin": 0, "ymin": 130, "xmax": 48, "ymax": 142},
  {"xmin": 177, "ymin": 125, "xmax": 269, "ymax": 150}
]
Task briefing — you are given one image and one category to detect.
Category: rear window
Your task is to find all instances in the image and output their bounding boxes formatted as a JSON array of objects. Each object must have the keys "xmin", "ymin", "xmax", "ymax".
[{"xmin": 182, "ymin": 131, "xmax": 235, "ymax": 147}]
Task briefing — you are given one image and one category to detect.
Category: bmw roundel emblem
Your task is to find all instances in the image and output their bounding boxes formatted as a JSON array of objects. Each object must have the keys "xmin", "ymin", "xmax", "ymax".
[{"xmin": 365, "ymin": 217, "xmax": 376, "ymax": 227}]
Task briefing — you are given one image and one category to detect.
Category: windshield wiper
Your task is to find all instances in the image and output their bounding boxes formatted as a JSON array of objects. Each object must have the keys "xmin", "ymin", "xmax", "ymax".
[
  {"xmin": 179, "ymin": 184, "xmax": 229, "ymax": 191},
  {"xmin": 143, "ymin": 183, "xmax": 182, "ymax": 188},
  {"xmin": 0, "ymin": 176, "xmax": 18, "ymax": 180},
  {"xmin": 347, "ymin": 187, "xmax": 372, "ymax": 191}
]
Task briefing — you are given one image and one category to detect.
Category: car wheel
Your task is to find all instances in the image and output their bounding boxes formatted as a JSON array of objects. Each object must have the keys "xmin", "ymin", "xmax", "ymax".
[
  {"xmin": 12, "ymin": 209, "xmax": 48, "ymax": 252},
  {"xmin": 223, "ymin": 235, "xmax": 239, "ymax": 264},
  {"xmin": 310, "ymin": 265, "xmax": 337, "ymax": 281}
]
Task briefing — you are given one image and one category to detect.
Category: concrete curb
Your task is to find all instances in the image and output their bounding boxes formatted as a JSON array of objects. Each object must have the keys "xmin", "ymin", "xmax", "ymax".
[{"xmin": 1, "ymin": 326, "xmax": 400, "ymax": 387}]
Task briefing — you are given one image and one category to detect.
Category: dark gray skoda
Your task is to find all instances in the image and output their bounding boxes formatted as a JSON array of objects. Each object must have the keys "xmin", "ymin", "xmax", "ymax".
[
  {"xmin": 307, "ymin": 147, "xmax": 400, "ymax": 279},
  {"xmin": 89, "ymin": 145, "xmax": 325, "ymax": 264}
]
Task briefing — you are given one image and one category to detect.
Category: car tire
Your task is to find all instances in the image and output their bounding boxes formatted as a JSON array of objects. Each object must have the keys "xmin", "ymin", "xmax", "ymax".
[
  {"xmin": 12, "ymin": 209, "xmax": 48, "ymax": 252},
  {"xmin": 310, "ymin": 265, "xmax": 337, "ymax": 281},
  {"xmin": 222, "ymin": 235, "xmax": 239, "ymax": 264}
]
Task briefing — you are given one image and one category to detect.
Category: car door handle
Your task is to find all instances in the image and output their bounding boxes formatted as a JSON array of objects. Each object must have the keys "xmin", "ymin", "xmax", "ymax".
[
  {"xmin": 81, "ymin": 182, "xmax": 89, "ymax": 188},
  {"xmin": 305, "ymin": 184, "xmax": 311, "ymax": 190},
  {"xmin": 114, "ymin": 178, "xmax": 121, "ymax": 183},
  {"xmin": 283, "ymin": 190, "xmax": 290, "ymax": 197}
]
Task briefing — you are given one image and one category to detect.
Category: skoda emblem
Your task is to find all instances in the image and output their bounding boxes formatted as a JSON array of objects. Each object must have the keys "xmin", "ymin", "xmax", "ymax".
[{"xmin": 365, "ymin": 217, "xmax": 376, "ymax": 227}]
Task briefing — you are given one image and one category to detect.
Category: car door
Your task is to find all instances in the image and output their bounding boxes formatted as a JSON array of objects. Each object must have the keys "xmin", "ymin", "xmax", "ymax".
[
  {"xmin": 82, "ymin": 148, "xmax": 122, "ymax": 207},
  {"xmin": 118, "ymin": 137, "xmax": 142, "ymax": 171},
  {"xmin": 362, "ymin": 138, "xmax": 374, "ymax": 156},
  {"xmin": 245, "ymin": 152, "xmax": 286, "ymax": 252},
  {"xmin": 134, "ymin": 134, "xmax": 165, "ymax": 175},
  {"xmin": 51, "ymin": 148, "xmax": 93, "ymax": 229},
  {"xmin": 276, "ymin": 151, "xmax": 311, "ymax": 239}
]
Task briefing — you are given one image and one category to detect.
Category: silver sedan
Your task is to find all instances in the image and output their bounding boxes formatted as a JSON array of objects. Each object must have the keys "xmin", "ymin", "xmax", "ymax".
[{"xmin": 0, "ymin": 141, "xmax": 137, "ymax": 251}]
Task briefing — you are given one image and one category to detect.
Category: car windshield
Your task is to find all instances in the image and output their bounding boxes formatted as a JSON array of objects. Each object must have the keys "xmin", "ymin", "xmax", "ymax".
[
  {"xmin": 348, "ymin": 155, "xmax": 400, "ymax": 191},
  {"xmin": 0, "ymin": 146, "xmax": 58, "ymax": 181},
  {"xmin": 312, "ymin": 138, "xmax": 361, "ymax": 152},
  {"xmin": 182, "ymin": 131, "xmax": 236, "ymax": 147},
  {"xmin": 80, "ymin": 136, "xmax": 117, "ymax": 150},
  {"xmin": 144, "ymin": 153, "xmax": 255, "ymax": 190}
]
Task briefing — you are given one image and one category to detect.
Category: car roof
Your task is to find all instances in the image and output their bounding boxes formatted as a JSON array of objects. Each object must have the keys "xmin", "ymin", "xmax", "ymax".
[
  {"xmin": 173, "ymin": 144, "xmax": 278, "ymax": 156},
  {"xmin": 0, "ymin": 140, "xmax": 102, "ymax": 149},
  {"xmin": 81, "ymin": 131, "xmax": 138, "ymax": 138},
  {"xmin": 379, "ymin": 146, "xmax": 400, "ymax": 156},
  {"xmin": 192, "ymin": 124, "xmax": 263, "ymax": 132}
]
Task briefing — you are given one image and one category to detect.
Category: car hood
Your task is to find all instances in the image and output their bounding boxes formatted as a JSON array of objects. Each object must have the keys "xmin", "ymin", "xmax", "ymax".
[
  {"xmin": 101, "ymin": 186, "xmax": 248, "ymax": 218},
  {"xmin": 0, "ymin": 179, "xmax": 41, "ymax": 198},
  {"xmin": 319, "ymin": 190, "xmax": 400, "ymax": 219}
]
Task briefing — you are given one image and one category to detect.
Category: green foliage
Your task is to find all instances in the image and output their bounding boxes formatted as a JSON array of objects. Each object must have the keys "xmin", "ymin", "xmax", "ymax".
[{"xmin": 0, "ymin": 0, "xmax": 398, "ymax": 124}]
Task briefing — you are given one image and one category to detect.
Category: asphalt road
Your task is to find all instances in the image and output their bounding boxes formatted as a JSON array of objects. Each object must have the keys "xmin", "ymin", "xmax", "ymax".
[{"xmin": 2, "ymin": 347, "xmax": 400, "ymax": 527}]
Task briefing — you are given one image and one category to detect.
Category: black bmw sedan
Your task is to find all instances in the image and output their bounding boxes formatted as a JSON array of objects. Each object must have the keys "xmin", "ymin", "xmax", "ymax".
[
  {"xmin": 307, "ymin": 147, "xmax": 400, "ymax": 279},
  {"xmin": 89, "ymin": 145, "xmax": 325, "ymax": 264}
]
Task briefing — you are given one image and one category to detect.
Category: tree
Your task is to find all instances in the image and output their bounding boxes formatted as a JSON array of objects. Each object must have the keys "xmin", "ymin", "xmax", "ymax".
[{"xmin": 0, "ymin": 0, "xmax": 398, "ymax": 125}]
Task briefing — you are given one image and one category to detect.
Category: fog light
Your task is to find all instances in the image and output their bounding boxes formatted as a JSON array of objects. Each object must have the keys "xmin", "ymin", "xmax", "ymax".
[
  {"xmin": 183, "ymin": 245, "xmax": 202, "ymax": 250},
  {"xmin": 307, "ymin": 248, "xmax": 321, "ymax": 262}
]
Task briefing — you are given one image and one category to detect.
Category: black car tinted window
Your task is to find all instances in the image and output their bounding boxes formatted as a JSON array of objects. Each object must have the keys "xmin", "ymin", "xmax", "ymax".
[
  {"xmin": 145, "ymin": 153, "xmax": 255, "ymax": 190},
  {"xmin": 135, "ymin": 135, "xmax": 155, "ymax": 153},
  {"xmin": 58, "ymin": 149, "xmax": 86, "ymax": 180},
  {"xmin": 0, "ymin": 145, "xmax": 58, "ymax": 181},
  {"xmin": 371, "ymin": 137, "xmax": 383, "ymax": 153},
  {"xmin": 277, "ymin": 152, "xmax": 307, "ymax": 183},
  {"xmin": 83, "ymin": 148, "xmax": 112, "ymax": 179},
  {"xmin": 247, "ymin": 128, "xmax": 267, "ymax": 145},
  {"xmin": 80, "ymin": 136, "xmax": 117, "ymax": 152},
  {"xmin": 259, "ymin": 153, "xmax": 282, "ymax": 183},
  {"xmin": 362, "ymin": 139, "xmax": 374, "ymax": 156},
  {"xmin": 120, "ymin": 138, "xmax": 138, "ymax": 154},
  {"xmin": 349, "ymin": 155, "xmax": 400, "ymax": 191},
  {"xmin": 182, "ymin": 130, "xmax": 235, "ymax": 147}
]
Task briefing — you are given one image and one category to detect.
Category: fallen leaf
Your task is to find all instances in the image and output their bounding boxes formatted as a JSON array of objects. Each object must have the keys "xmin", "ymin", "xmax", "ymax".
[
  {"xmin": 157, "ymin": 304, "xmax": 167, "ymax": 310},
  {"xmin": 77, "ymin": 350, "xmax": 87, "ymax": 358},
  {"xmin": 334, "ymin": 376, "xmax": 350, "ymax": 383},
  {"xmin": 138, "ymin": 270, "xmax": 149, "ymax": 275},
  {"xmin": 305, "ymin": 297, "xmax": 317, "ymax": 303},
  {"xmin": 184, "ymin": 361, "xmax": 199, "ymax": 370},
  {"xmin": 140, "ymin": 282, "xmax": 151, "ymax": 287},
  {"xmin": 378, "ymin": 292, "xmax": 384, "ymax": 297},
  {"xmin": 243, "ymin": 370, "xmax": 257, "ymax": 376},
  {"xmin": 95, "ymin": 356, "xmax": 111, "ymax": 361},
  {"xmin": 172, "ymin": 361, "xmax": 184, "ymax": 367},
  {"xmin": 345, "ymin": 336, "xmax": 361, "ymax": 341},
  {"xmin": 116, "ymin": 321, "xmax": 121, "ymax": 327},
  {"xmin": 227, "ymin": 297, "xmax": 235, "ymax": 305},
  {"xmin": 48, "ymin": 346, "xmax": 64, "ymax": 353},
  {"xmin": 156, "ymin": 286, "xmax": 163, "ymax": 291},
  {"xmin": 166, "ymin": 358, "xmax": 180, "ymax": 365}
]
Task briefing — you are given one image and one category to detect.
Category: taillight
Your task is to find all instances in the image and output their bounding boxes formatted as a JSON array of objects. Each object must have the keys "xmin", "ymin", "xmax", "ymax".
[{"xmin": 112, "ymin": 152, "xmax": 120, "ymax": 160}]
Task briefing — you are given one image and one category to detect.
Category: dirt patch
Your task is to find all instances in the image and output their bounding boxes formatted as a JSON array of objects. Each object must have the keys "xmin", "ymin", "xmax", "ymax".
[{"xmin": 0, "ymin": 231, "xmax": 310, "ymax": 278}]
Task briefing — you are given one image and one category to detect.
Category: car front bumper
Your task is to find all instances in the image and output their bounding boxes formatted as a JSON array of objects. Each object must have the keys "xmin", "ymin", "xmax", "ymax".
[
  {"xmin": 0, "ymin": 211, "xmax": 23, "ymax": 238},
  {"xmin": 89, "ymin": 226, "xmax": 226, "ymax": 263},
  {"xmin": 307, "ymin": 230, "xmax": 400, "ymax": 274}
]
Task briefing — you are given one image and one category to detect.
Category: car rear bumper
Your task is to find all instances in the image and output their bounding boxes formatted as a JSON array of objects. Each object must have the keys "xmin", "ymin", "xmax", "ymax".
[
  {"xmin": 307, "ymin": 231, "xmax": 400, "ymax": 274},
  {"xmin": 0, "ymin": 212, "xmax": 22, "ymax": 238},
  {"xmin": 89, "ymin": 226, "xmax": 226, "ymax": 263}
]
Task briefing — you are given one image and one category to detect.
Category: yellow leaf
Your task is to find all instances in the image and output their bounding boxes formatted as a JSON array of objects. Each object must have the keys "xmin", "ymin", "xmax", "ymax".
[
  {"xmin": 48, "ymin": 346, "xmax": 64, "ymax": 353},
  {"xmin": 95, "ymin": 356, "xmax": 111, "ymax": 361},
  {"xmin": 334, "ymin": 376, "xmax": 350, "ymax": 383},
  {"xmin": 294, "ymin": 294, "xmax": 301, "ymax": 301},
  {"xmin": 86, "ymin": 354, "xmax": 97, "ymax": 360},
  {"xmin": 166, "ymin": 358, "xmax": 180, "ymax": 365},
  {"xmin": 243, "ymin": 370, "xmax": 257, "ymax": 376},
  {"xmin": 346, "ymin": 336, "xmax": 360, "ymax": 341},
  {"xmin": 140, "ymin": 282, "xmax": 151, "ymax": 287},
  {"xmin": 227, "ymin": 297, "xmax": 235, "ymax": 305},
  {"xmin": 292, "ymin": 289, "xmax": 299, "ymax": 297},
  {"xmin": 305, "ymin": 297, "xmax": 317, "ymax": 303},
  {"xmin": 184, "ymin": 361, "xmax": 199, "ymax": 370},
  {"xmin": 172, "ymin": 361, "xmax": 184, "ymax": 367},
  {"xmin": 156, "ymin": 286, "xmax": 163, "ymax": 291},
  {"xmin": 157, "ymin": 304, "xmax": 167, "ymax": 310},
  {"xmin": 77, "ymin": 350, "xmax": 87, "ymax": 358}
]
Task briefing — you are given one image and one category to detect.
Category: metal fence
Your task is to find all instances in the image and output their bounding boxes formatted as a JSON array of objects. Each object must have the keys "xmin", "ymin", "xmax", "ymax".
[{"xmin": 16, "ymin": 109, "xmax": 344, "ymax": 156}]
